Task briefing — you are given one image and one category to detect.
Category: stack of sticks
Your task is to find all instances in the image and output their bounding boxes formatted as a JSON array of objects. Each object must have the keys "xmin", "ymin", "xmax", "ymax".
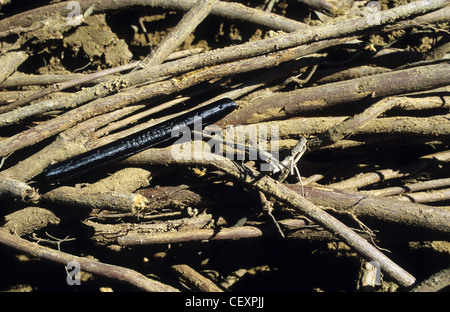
[{"xmin": 0, "ymin": 0, "xmax": 449, "ymax": 292}]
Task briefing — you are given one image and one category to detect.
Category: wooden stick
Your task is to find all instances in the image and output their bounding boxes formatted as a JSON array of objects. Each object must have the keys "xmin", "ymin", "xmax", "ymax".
[
  {"xmin": 0, "ymin": 0, "xmax": 305, "ymax": 34},
  {"xmin": 123, "ymin": 147, "xmax": 416, "ymax": 287},
  {"xmin": 394, "ymin": 188, "xmax": 450, "ymax": 204},
  {"xmin": 2, "ymin": 0, "xmax": 443, "ymax": 127},
  {"xmin": 220, "ymin": 63, "xmax": 450, "ymax": 125},
  {"xmin": 411, "ymin": 266, "xmax": 450, "ymax": 292},
  {"xmin": 0, "ymin": 39, "xmax": 342, "ymax": 157},
  {"xmin": 170, "ymin": 263, "xmax": 224, "ymax": 292},
  {"xmin": 0, "ymin": 178, "xmax": 40, "ymax": 203},
  {"xmin": 0, "ymin": 229, "xmax": 179, "ymax": 292},
  {"xmin": 41, "ymin": 187, "xmax": 149, "ymax": 213},
  {"xmin": 327, "ymin": 150, "xmax": 450, "ymax": 191},
  {"xmin": 136, "ymin": 0, "xmax": 217, "ymax": 70},
  {"xmin": 0, "ymin": 51, "xmax": 28, "ymax": 84}
]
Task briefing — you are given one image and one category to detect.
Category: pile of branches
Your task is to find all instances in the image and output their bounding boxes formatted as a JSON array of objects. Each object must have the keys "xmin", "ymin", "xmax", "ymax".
[{"xmin": 0, "ymin": 0, "xmax": 449, "ymax": 292}]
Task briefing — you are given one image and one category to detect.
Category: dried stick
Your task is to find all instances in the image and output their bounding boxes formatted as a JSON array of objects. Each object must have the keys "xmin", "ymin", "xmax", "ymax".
[
  {"xmin": 0, "ymin": 48, "xmax": 201, "ymax": 89},
  {"xmin": 90, "ymin": 218, "xmax": 314, "ymax": 245},
  {"xmin": 0, "ymin": 178, "xmax": 40, "ymax": 203},
  {"xmin": 0, "ymin": 229, "xmax": 179, "ymax": 292},
  {"xmin": 307, "ymin": 97, "xmax": 401, "ymax": 150},
  {"xmin": 223, "ymin": 113, "xmax": 450, "ymax": 143},
  {"xmin": 41, "ymin": 187, "xmax": 149, "ymax": 214},
  {"xmin": 123, "ymin": 147, "xmax": 416, "ymax": 287},
  {"xmin": 0, "ymin": 0, "xmax": 217, "ymax": 122},
  {"xmin": 362, "ymin": 177, "xmax": 450, "ymax": 197},
  {"xmin": 411, "ymin": 266, "xmax": 450, "ymax": 292},
  {"xmin": 0, "ymin": 51, "xmax": 28, "ymax": 84},
  {"xmin": 220, "ymin": 62, "xmax": 450, "ymax": 125},
  {"xmin": 0, "ymin": 39, "xmax": 341, "ymax": 158},
  {"xmin": 290, "ymin": 185, "xmax": 450, "ymax": 235},
  {"xmin": 0, "ymin": 0, "xmax": 305, "ymax": 34},
  {"xmin": 394, "ymin": 188, "xmax": 450, "ymax": 204},
  {"xmin": 313, "ymin": 66, "xmax": 392, "ymax": 85},
  {"xmin": 327, "ymin": 150, "xmax": 450, "ymax": 191},
  {"xmin": 169, "ymin": 264, "xmax": 224, "ymax": 292},
  {"xmin": 2, "ymin": 0, "xmax": 442, "ymax": 127},
  {"xmin": 383, "ymin": 6, "xmax": 450, "ymax": 32},
  {"xmin": 136, "ymin": 0, "xmax": 217, "ymax": 70},
  {"xmin": 86, "ymin": 215, "xmax": 216, "ymax": 245},
  {"xmin": 118, "ymin": 226, "xmax": 267, "ymax": 245},
  {"xmin": 0, "ymin": 61, "xmax": 139, "ymax": 115}
]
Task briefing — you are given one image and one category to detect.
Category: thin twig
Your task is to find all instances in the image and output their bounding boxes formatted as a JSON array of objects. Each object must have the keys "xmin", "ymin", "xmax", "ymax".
[{"xmin": 135, "ymin": 0, "xmax": 217, "ymax": 71}]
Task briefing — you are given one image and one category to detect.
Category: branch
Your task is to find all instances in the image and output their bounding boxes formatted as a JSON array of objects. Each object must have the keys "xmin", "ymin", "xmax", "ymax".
[
  {"xmin": 0, "ymin": 38, "xmax": 342, "ymax": 157},
  {"xmin": 411, "ymin": 266, "xmax": 450, "ymax": 292},
  {"xmin": 0, "ymin": 0, "xmax": 305, "ymax": 34},
  {"xmin": 123, "ymin": 146, "xmax": 417, "ymax": 287},
  {"xmin": 136, "ymin": 0, "xmax": 217, "ymax": 70},
  {"xmin": 0, "ymin": 229, "xmax": 179, "ymax": 291},
  {"xmin": 0, "ymin": 51, "xmax": 28, "ymax": 84},
  {"xmin": 220, "ymin": 63, "xmax": 450, "ymax": 125}
]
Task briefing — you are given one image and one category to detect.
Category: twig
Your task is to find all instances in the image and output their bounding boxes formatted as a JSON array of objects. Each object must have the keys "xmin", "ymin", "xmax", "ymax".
[
  {"xmin": 0, "ymin": 61, "xmax": 139, "ymax": 115},
  {"xmin": 230, "ymin": 112, "xmax": 450, "ymax": 143},
  {"xmin": 259, "ymin": 191, "xmax": 285, "ymax": 238},
  {"xmin": 220, "ymin": 63, "xmax": 450, "ymax": 125},
  {"xmin": 291, "ymin": 184, "xmax": 450, "ymax": 236},
  {"xmin": 118, "ymin": 225, "xmax": 266, "ymax": 245},
  {"xmin": 313, "ymin": 66, "xmax": 392, "ymax": 86},
  {"xmin": 123, "ymin": 146, "xmax": 450, "ymax": 236},
  {"xmin": 0, "ymin": 178, "xmax": 40, "ymax": 203},
  {"xmin": 294, "ymin": 0, "xmax": 336, "ymax": 16},
  {"xmin": 411, "ymin": 266, "xmax": 450, "ymax": 292},
  {"xmin": 123, "ymin": 146, "xmax": 417, "ymax": 287},
  {"xmin": 327, "ymin": 150, "xmax": 450, "ymax": 191},
  {"xmin": 0, "ymin": 229, "xmax": 179, "ymax": 292},
  {"xmin": 0, "ymin": 0, "xmax": 305, "ymax": 34},
  {"xmin": 41, "ymin": 187, "xmax": 149, "ymax": 214},
  {"xmin": 169, "ymin": 263, "xmax": 224, "ymax": 292},
  {"xmin": 0, "ymin": 51, "xmax": 28, "ymax": 84},
  {"xmin": 362, "ymin": 177, "xmax": 450, "ymax": 197},
  {"xmin": 135, "ymin": 0, "xmax": 217, "ymax": 71},
  {"xmin": 394, "ymin": 188, "xmax": 450, "ymax": 204},
  {"xmin": 0, "ymin": 38, "xmax": 343, "ymax": 157},
  {"xmin": 382, "ymin": 6, "xmax": 450, "ymax": 33},
  {"xmin": 307, "ymin": 97, "xmax": 402, "ymax": 150},
  {"xmin": 0, "ymin": 49, "xmax": 202, "ymax": 89}
]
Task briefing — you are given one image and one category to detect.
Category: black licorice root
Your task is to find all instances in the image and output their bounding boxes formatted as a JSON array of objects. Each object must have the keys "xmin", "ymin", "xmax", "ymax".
[{"xmin": 43, "ymin": 98, "xmax": 236, "ymax": 183}]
